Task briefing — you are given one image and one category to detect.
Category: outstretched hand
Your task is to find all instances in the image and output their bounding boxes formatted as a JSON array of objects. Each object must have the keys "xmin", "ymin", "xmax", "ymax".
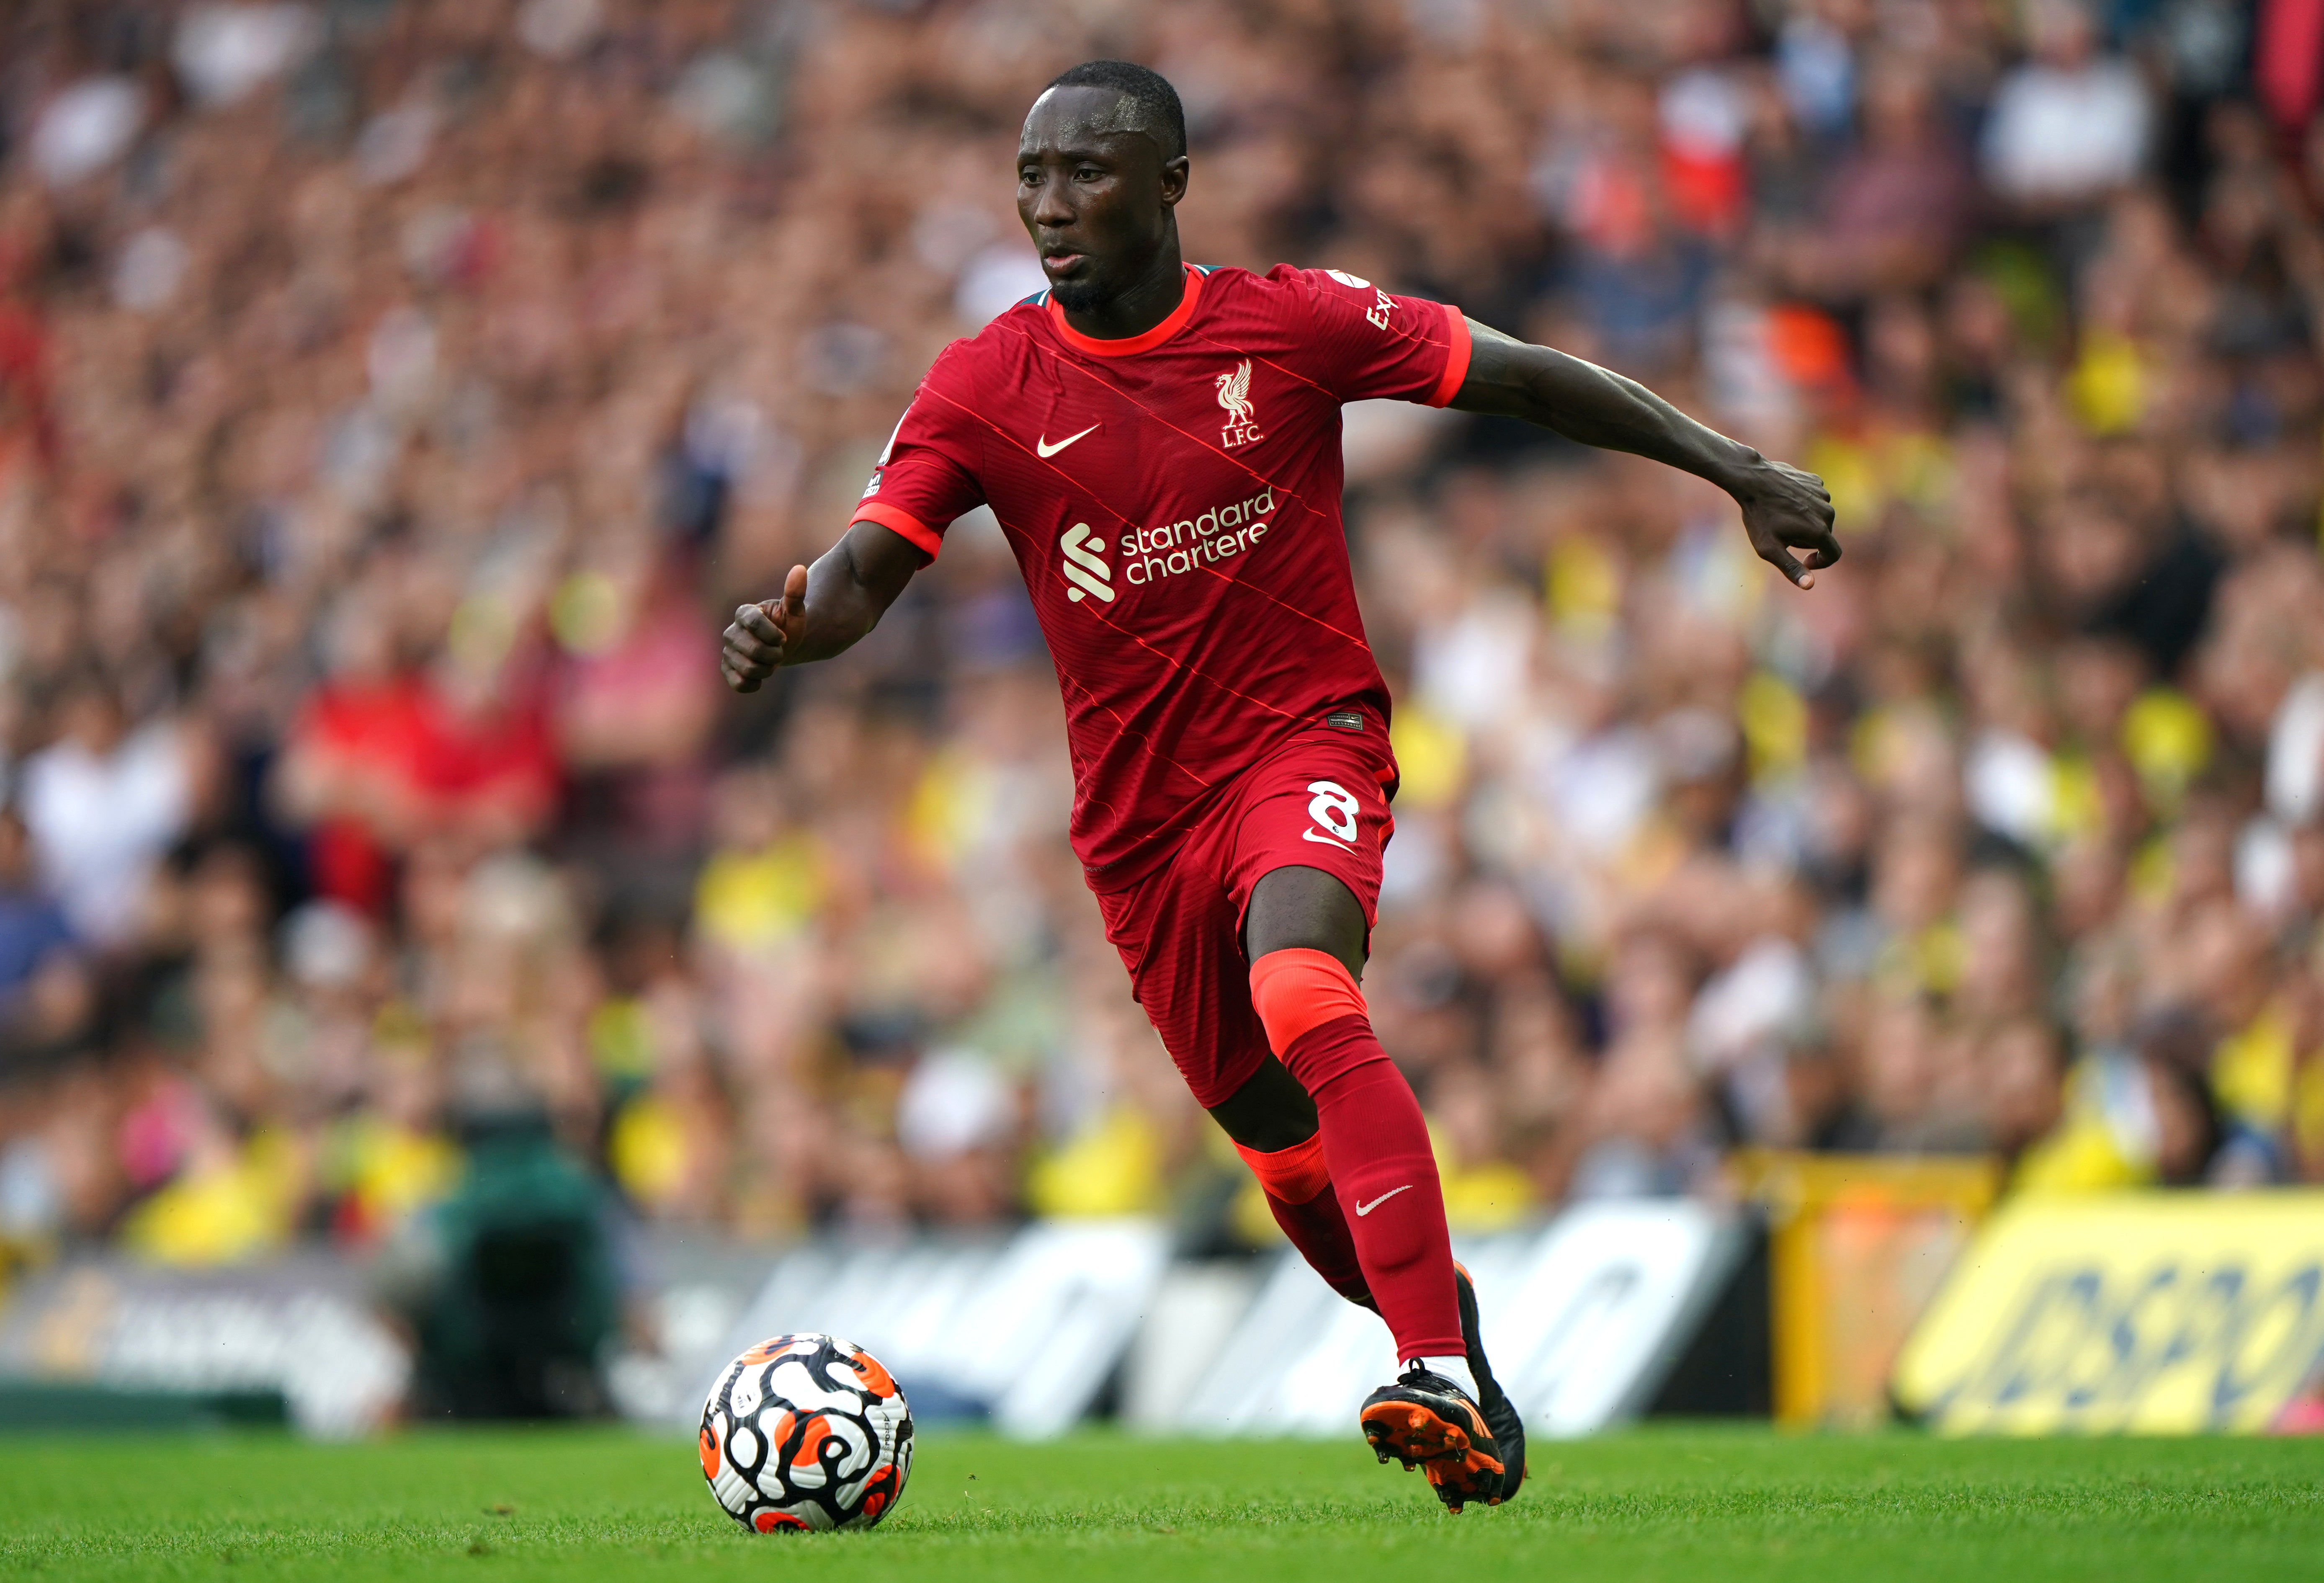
[
  {"xmin": 1733, "ymin": 459, "xmax": 1841, "ymax": 589},
  {"xmin": 721, "ymin": 563, "xmax": 808, "ymax": 693}
]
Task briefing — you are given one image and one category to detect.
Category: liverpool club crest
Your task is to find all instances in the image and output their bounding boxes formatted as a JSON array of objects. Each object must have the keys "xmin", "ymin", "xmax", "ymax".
[{"xmin": 1215, "ymin": 359, "xmax": 1264, "ymax": 449}]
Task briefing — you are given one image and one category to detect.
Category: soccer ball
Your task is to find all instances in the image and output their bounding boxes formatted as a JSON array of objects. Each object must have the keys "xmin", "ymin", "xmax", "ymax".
[{"xmin": 698, "ymin": 1332, "xmax": 913, "ymax": 1534}]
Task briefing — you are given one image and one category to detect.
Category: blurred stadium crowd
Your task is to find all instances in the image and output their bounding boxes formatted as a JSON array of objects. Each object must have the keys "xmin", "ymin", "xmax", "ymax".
[{"xmin": 0, "ymin": 0, "xmax": 2318, "ymax": 1276}]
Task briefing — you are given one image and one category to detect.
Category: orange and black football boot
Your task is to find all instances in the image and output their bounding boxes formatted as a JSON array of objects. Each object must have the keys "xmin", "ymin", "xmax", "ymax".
[
  {"xmin": 1455, "ymin": 1261, "xmax": 1526, "ymax": 1506},
  {"xmin": 1358, "ymin": 1364, "xmax": 1504, "ymax": 1514}
]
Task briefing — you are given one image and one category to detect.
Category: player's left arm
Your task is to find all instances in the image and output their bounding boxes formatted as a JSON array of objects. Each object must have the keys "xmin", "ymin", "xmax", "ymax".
[{"xmin": 1448, "ymin": 319, "xmax": 1841, "ymax": 588}]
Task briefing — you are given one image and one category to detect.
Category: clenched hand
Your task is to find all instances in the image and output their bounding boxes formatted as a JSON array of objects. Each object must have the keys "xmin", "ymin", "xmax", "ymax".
[
  {"xmin": 721, "ymin": 564, "xmax": 807, "ymax": 693},
  {"xmin": 1731, "ymin": 459, "xmax": 1841, "ymax": 589}
]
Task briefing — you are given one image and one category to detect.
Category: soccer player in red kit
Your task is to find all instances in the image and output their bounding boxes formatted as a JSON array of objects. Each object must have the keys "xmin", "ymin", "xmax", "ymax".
[{"xmin": 723, "ymin": 60, "xmax": 1839, "ymax": 1511}]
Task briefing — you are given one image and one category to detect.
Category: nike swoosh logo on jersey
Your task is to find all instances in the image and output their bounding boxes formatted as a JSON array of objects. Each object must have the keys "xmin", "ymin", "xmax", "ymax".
[
  {"xmin": 1355, "ymin": 1186, "xmax": 1412, "ymax": 1216},
  {"xmin": 1302, "ymin": 828, "xmax": 1355, "ymax": 848},
  {"xmin": 1036, "ymin": 424, "xmax": 1100, "ymax": 458}
]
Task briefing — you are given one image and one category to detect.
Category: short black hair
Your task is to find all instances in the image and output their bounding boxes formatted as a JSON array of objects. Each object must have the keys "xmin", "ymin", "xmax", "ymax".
[{"xmin": 1042, "ymin": 60, "xmax": 1187, "ymax": 163}]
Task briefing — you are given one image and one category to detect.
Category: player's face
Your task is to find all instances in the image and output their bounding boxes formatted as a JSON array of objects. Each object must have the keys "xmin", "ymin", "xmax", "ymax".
[{"xmin": 1016, "ymin": 86, "xmax": 1185, "ymax": 311}]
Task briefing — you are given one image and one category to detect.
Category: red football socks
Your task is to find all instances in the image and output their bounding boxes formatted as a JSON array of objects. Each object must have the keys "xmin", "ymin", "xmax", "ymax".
[
  {"xmin": 1246, "ymin": 948, "xmax": 1462, "ymax": 1360},
  {"xmin": 1288, "ymin": 1015, "xmax": 1463, "ymax": 1358}
]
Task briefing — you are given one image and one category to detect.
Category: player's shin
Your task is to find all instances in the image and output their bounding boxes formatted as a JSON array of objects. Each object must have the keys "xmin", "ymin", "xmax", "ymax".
[
  {"xmin": 1248, "ymin": 949, "xmax": 1463, "ymax": 1360},
  {"xmin": 1234, "ymin": 1134, "xmax": 1372, "ymax": 1306}
]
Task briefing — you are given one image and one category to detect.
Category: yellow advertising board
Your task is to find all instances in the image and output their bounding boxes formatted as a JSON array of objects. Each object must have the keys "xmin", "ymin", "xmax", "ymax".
[{"xmin": 1892, "ymin": 1191, "xmax": 2324, "ymax": 1435}]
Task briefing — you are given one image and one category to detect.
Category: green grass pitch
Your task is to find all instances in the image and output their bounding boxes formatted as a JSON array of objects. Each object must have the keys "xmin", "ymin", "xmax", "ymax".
[{"xmin": 2, "ymin": 1426, "xmax": 2320, "ymax": 1582}]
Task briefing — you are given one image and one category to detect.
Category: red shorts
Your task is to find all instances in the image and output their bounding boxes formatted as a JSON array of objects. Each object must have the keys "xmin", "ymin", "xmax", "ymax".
[{"xmin": 1090, "ymin": 712, "xmax": 1397, "ymax": 1109}]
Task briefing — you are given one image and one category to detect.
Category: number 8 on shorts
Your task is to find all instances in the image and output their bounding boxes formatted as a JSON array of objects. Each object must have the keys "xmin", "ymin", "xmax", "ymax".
[{"xmin": 1307, "ymin": 781, "xmax": 1360, "ymax": 844}]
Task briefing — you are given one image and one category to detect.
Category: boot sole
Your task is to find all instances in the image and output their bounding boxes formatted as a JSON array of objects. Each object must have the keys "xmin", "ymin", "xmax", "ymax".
[
  {"xmin": 1359, "ymin": 1399, "xmax": 1506, "ymax": 1512},
  {"xmin": 1360, "ymin": 1399, "xmax": 1470, "ymax": 1465}
]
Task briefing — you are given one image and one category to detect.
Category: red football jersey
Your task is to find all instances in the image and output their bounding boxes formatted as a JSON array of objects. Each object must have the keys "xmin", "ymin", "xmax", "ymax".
[{"xmin": 853, "ymin": 263, "xmax": 1470, "ymax": 880}]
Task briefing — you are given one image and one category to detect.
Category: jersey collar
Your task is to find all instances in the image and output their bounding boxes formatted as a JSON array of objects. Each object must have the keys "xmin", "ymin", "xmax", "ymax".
[{"xmin": 1046, "ymin": 263, "xmax": 1203, "ymax": 357}]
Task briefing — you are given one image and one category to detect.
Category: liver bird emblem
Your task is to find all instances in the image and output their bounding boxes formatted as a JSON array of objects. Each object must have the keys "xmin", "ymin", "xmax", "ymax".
[{"xmin": 1215, "ymin": 358, "xmax": 1256, "ymax": 425}]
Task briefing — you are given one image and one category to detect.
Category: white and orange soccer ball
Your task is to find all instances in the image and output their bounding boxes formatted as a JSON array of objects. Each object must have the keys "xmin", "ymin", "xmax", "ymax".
[{"xmin": 698, "ymin": 1332, "xmax": 914, "ymax": 1534}]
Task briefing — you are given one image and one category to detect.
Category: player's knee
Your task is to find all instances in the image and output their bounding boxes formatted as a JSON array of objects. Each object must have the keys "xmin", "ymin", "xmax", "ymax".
[
  {"xmin": 1207, "ymin": 1055, "xmax": 1318, "ymax": 1152},
  {"xmin": 1248, "ymin": 946, "xmax": 1375, "ymax": 1070},
  {"xmin": 1251, "ymin": 949, "xmax": 1398, "ymax": 1096}
]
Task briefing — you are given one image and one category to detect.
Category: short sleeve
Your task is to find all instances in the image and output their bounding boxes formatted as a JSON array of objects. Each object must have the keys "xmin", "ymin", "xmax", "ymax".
[
  {"xmin": 1275, "ymin": 266, "xmax": 1472, "ymax": 407},
  {"xmin": 853, "ymin": 344, "xmax": 986, "ymax": 562}
]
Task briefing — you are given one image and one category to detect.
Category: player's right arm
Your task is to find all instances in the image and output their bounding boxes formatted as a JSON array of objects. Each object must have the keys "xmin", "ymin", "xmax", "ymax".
[
  {"xmin": 719, "ymin": 521, "xmax": 925, "ymax": 693},
  {"xmin": 724, "ymin": 345, "xmax": 987, "ymax": 694}
]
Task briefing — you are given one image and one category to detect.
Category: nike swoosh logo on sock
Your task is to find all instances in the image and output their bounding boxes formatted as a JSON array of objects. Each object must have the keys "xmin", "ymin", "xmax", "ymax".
[
  {"xmin": 1355, "ymin": 1185, "xmax": 1412, "ymax": 1216},
  {"xmin": 1035, "ymin": 424, "xmax": 1100, "ymax": 458}
]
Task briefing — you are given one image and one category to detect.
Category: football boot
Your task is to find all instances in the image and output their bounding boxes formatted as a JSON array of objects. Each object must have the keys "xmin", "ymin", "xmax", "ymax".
[
  {"xmin": 1454, "ymin": 1261, "xmax": 1526, "ymax": 1505},
  {"xmin": 1358, "ymin": 1364, "xmax": 1504, "ymax": 1514}
]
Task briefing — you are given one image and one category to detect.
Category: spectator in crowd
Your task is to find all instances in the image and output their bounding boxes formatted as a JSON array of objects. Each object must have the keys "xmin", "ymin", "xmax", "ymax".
[
  {"xmin": 18, "ymin": 671, "xmax": 193, "ymax": 948},
  {"xmin": 1983, "ymin": 0, "xmax": 2154, "ymax": 209},
  {"xmin": 0, "ymin": 808, "xmax": 73, "ymax": 1014}
]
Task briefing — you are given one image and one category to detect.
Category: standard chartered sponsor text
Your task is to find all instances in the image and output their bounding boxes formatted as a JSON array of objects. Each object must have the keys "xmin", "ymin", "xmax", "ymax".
[{"xmin": 1120, "ymin": 487, "xmax": 1276, "ymax": 587}]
